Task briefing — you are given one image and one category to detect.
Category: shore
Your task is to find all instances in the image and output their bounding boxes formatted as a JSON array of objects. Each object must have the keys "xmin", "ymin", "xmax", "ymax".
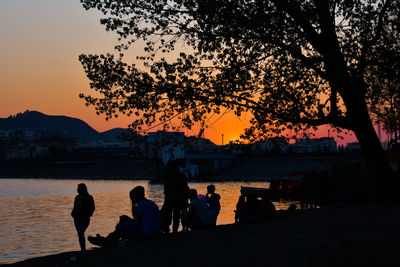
[{"xmin": 6, "ymin": 202, "xmax": 400, "ymax": 267}]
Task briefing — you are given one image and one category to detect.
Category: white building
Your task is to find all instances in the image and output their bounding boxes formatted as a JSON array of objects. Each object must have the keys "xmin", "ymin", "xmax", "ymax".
[
  {"xmin": 251, "ymin": 137, "xmax": 289, "ymax": 153},
  {"xmin": 294, "ymin": 136, "xmax": 337, "ymax": 152},
  {"xmin": 295, "ymin": 135, "xmax": 318, "ymax": 152},
  {"xmin": 318, "ymin": 137, "xmax": 337, "ymax": 152},
  {"xmin": 147, "ymin": 131, "xmax": 186, "ymax": 165}
]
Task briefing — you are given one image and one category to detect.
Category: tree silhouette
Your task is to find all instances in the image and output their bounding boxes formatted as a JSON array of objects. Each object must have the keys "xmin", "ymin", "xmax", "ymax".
[
  {"xmin": 79, "ymin": 0, "xmax": 400, "ymax": 196},
  {"xmin": 367, "ymin": 63, "xmax": 400, "ymax": 146}
]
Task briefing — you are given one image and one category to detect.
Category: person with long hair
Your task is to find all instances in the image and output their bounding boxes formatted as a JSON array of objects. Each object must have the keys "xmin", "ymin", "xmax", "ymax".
[{"xmin": 71, "ymin": 183, "xmax": 95, "ymax": 251}]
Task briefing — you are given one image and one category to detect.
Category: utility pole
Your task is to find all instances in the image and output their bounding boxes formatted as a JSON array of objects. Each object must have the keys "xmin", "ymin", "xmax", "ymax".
[
  {"xmin": 221, "ymin": 134, "xmax": 224, "ymax": 146},
  {"xmin": 397, "ymin": 108, "xmax": 400, "ymax": 170}
]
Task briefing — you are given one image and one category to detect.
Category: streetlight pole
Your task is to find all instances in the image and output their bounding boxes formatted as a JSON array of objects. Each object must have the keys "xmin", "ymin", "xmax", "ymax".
[{"xmin": 397, "ymin": 105, "xmax": 400, "ymax": 170}]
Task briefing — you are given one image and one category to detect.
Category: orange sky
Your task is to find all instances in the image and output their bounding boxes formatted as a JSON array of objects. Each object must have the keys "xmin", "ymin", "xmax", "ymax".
[{"xmin": 0, "ymin": 0, "xmax": 360, "ymax": 145}]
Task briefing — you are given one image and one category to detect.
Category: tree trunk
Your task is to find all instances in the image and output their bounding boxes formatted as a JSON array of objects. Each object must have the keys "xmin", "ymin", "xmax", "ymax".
[{"xmin": 348, "ymin": 102, "xmax": 396, "ymax": 199}]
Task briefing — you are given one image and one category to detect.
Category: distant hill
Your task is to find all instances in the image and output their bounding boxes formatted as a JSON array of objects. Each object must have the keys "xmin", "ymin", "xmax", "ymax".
[
  {"xmin": 0, "ymin": 110, "xmax": 138, "ymax": 142},
  {"xmin": 0, "ymin": 111, "xmax": 217, "ymax": 145},
  {"xmin": 100, "ymin": 128, "xmax": 143, "ymax": 142}
]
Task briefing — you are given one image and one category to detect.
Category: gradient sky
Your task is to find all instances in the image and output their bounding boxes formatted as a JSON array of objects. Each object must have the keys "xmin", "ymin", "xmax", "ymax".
[{"xmin": 0, "ymin": 0, "xmax": 359, "ymax": 145}]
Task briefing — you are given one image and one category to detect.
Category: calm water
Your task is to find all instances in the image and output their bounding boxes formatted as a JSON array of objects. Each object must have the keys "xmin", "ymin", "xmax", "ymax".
[{"xmin": 0, "ymin": 178, "xmax": 289, "ymax": 264}]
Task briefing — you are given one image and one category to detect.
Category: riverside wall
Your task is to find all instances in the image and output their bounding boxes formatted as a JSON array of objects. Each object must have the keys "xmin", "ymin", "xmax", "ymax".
[
  {"xmin": 215, "ymin": 153, "xmax": 364, "ymax": 180},
  {"xmin": 0, "ymin": 153, "xmax": 364, "ymax": 181}
]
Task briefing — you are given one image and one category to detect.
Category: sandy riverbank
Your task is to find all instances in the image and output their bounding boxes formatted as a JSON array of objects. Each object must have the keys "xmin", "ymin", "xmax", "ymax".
[{"xmin": 6, "ymin": 202, "xmax": 400, "ymax": 267}]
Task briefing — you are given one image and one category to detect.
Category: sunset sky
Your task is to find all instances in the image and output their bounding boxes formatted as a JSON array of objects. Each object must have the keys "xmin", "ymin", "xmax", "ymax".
[{"xmin": 0, "ymin": 0, "xmax": 360, "ymax": 145}]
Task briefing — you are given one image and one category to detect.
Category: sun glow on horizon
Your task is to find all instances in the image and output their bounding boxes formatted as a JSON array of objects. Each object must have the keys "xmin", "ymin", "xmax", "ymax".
[{"xmin": 0, "ymin": 0, "xmax": 360, "ymax": 147}]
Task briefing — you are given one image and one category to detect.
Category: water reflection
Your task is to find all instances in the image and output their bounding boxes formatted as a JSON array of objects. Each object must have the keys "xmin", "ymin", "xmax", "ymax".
[{"xmin": 0, "ymin": 179, "xmax": 289, "ymax": 264}]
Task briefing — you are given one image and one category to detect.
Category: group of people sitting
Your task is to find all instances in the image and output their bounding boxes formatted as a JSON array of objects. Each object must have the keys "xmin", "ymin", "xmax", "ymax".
[
  {"xmin": 234, "ymin": 194, "xmax": 276, "ymax": 224},
  {"xmin": 71, "ymin": 161, "xmax": 277, "ymax": 251},
  {"xmin": 83, "ymin": 185, "xmax": 219, "ymax": 249},
  {"xmin": 71, "ymin": 160, "xmax": 222, "ymax": 250}
]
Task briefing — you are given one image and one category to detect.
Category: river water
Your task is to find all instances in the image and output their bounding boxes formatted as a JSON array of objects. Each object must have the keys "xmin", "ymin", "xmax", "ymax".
[{"xmin": 0, "ymin": 178, "xmax": 292, "ymax": 264}]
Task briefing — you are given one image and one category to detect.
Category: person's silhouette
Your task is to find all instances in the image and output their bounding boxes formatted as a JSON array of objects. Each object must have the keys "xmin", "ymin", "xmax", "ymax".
[
  {"xmin": 186, "ymin": 189, "xmax": 215, "ymax": 230},
  {"xmin": 71, "ymin": 183, "xmax": 95, "ymax": 251},
  {"xmin": 206, "ymin": 184, "xmax": 221, "ymax": 224},
  {"xmin": 88, "ymin": 186, "xmax": 161, "ymax": 248},
  {"xmin": 161, "ymin": 160, "xmax": 189, "ymax": 233}
]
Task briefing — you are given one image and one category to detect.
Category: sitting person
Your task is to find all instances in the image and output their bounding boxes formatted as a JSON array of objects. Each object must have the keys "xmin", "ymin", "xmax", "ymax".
[
  {"xmin": 260, "ymin": 195, "xmax": 277, "ymax": 220},
  {"xmin": 206, "ymin": 184, "xmax": 221, "ymax": 224},
  {"xmin": 185, "ymin": 189, "xmax": 215, "ymax": 230},
  {"xmin": 235, "ymin": 195, "xmax": 276, "ymax": 224},
  {"xmin": 234, "ymin": 195, "xmax": 246, "ymax": 223},
  {"xmin": 88, "ymin": 186, "xmax": 160, "ymax": 247}
]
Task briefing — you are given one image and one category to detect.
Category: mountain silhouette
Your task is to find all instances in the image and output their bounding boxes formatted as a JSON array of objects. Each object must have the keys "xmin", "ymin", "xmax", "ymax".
[
  {"xmin": 100, "ymin": 128, "xmax": 143, "ymax": 142},
  {"xmin": 0, "ymin": 110, "xmax": 138, "ymax": 142}
]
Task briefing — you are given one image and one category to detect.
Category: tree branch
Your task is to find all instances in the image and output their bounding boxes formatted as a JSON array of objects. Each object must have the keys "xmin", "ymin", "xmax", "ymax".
[
  {"xmin": 358, "ymin": 0, "xmax": 393, "ymax": 74},
  {"xmin": 271, "ymin": 0, "xmax": 323, "ymax": 53},
  {"xmin": 285, "ymin": 114, "xmax": 351, "ymax": 129}
]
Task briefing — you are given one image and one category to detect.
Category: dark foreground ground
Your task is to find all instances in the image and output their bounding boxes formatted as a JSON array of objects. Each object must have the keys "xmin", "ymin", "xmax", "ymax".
[{"xmin": 5, "ymin": 202, "xmax": 400, "ymax": 267}]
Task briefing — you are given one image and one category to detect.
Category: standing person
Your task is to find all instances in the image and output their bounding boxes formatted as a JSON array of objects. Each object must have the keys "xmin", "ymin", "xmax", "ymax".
[
  {"xmin": 206, "ymin": 184, "xmax": 221, "ymax": 224},
  {"xmin": 88, "ymin": 186, "xmax": 161, "ymax": 248},
  {"xmin": 71, "ymin": 183, "xmax": 95, "ymax": 251},
  {"xmin": 301, "ymin": 171, "xmax": 317, "ymax": 209},
  {"xmin": 161, "ymin": 160, "xmax": 190, "ymax": 233}
]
